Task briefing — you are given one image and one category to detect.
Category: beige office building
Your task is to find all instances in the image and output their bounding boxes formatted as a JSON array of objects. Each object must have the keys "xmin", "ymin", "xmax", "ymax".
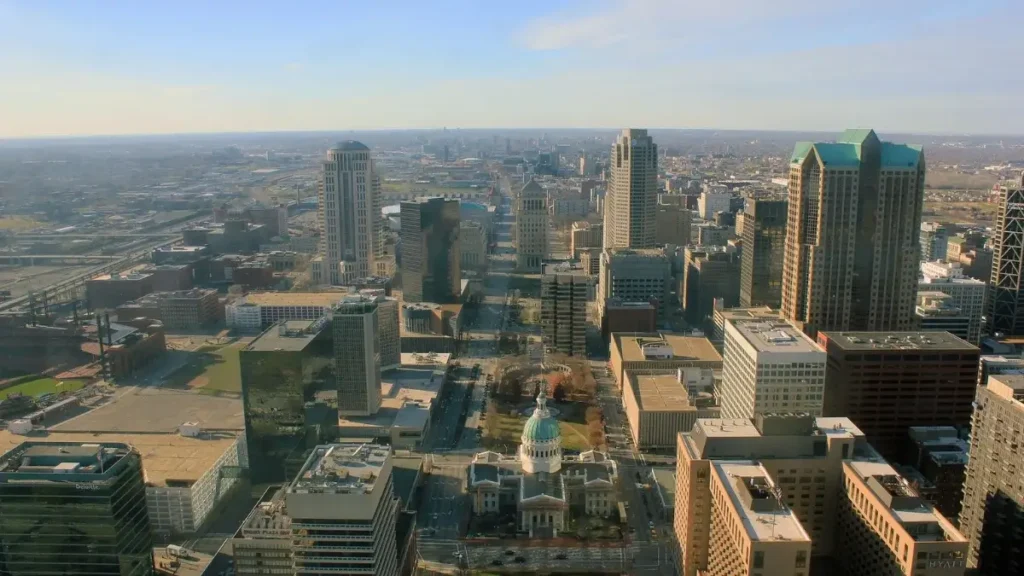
[
  {"xmin": 515, "ymin": 179, "xmax": 548, "ymax": 271},
  {"xmin": 623, "ymin": 371, "xmax": 717, "ymax": 448},
  {"xmin": 704, "ymin": 461, "xmax": 812, "ymax": 576},
  {"xmin": 609, "ymin": 332, "xmax": 722, "ymax": 392},
  {"xmin": 598, "ymin": 248, "xmax": 672, "ymax": 322},
  {"xmin": 604, "ymin": 128, "xmax": 658, "ymax": 250},
  {"xmin": 960, "ymin": 375, "xmax": 1024, "ymax": 573},
  {"xmin": 570, "ymin": 221, "xmax": 603, "ymax": 258},
  {"xmin": 781, "ymin": 130, "xmax": 925, "ymax": 337},
  {"xmin": 317, "ymin": 141, "xmax": 381, "ymax": 285},
  {"xmin": 675, "ymin": 414, "xmax": 967, "ymax": 576},
  {"xmin": 719, "ymin": 319, "xmax": 826, "ymax": 419}
]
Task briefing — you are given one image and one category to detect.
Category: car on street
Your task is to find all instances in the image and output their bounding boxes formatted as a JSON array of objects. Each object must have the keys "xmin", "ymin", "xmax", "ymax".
[
  {"xmin": 491, "ymin": 559, "xmax": 503, "ymax": 566},
  {"xmin": 514, "ymin": 556, "xmax": 526, "ymax": 563},
  {"xmin": 555, "ymin": 553, "xmax": 568, "ymax": 560}
]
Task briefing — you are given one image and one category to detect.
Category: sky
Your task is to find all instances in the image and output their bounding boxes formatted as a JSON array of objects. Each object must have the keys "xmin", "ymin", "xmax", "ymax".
[{"xmin": 1, "ymin": 0, "xmax": 1022, "ymax": 138}]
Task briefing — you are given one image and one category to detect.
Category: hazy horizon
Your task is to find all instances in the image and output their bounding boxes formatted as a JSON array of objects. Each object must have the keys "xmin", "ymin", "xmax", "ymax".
[{"xmin": 2, "ymin": 0, "xmax": 1022, "ymax": 138}]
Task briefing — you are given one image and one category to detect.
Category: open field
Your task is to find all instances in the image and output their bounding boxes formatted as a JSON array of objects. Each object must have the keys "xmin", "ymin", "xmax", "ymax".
[
  {"xmin": 165, "ymin": 342, "xmax": 243, "ymax": 396},
  {"xmin": 0, "ymin": 216, "xmax": 42, "ymax": 231},
  {"xmin": 922, "ymin": 201, "xmax": 999, "ymax": 227},
  {"xmin": 0, "ymin": 377, "xmax": 86, "ymax": 400}
]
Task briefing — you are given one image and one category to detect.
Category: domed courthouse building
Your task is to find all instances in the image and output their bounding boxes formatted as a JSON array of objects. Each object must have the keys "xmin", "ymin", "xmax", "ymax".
[{"xmin": 468, "ymin": 391, "xmax": 619, "ymax": 537}]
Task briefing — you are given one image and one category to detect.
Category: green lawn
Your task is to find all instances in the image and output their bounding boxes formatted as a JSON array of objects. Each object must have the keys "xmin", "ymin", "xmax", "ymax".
[
  {"xmin": 165, "ymin": 343, "xmax": 242, "ymax": 394},
  {"xmin": 202, "ymin": 345, "xmax": 242, "ymax": 392},
  {"xmin": 483, "ymin": 411, "xmax": 593, "ymax": 452},
  {"xmin": 0, "ymin": 378, "xmax": 86, "ymax": 400}
]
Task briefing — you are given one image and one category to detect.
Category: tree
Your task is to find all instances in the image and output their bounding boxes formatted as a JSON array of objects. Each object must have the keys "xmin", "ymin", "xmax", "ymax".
[
  {"xmin": 552, "ymin": 382, "xmax": 566, "ymax": 402},
  {"xmin": 588, "ymin": 420, "xmax": 605, "ymax": 449},
  {"xmin": 585, "ymin": 406, "xmax": 604, "ymax": 424}
]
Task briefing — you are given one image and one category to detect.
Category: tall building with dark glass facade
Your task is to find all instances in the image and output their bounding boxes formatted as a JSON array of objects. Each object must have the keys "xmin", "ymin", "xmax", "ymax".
[
  {"xmin": 0, "ymin": 442, "xmax": 154, "ymax": 575},
  {"xmin": 332, "ymin": 296, "xmax": 381, "ymax": 416},
  {"xmin": 740, "ymin": 199, "xmax": 787, "ymax": 308},
  {"xmin": 400, "ymin": 197, "xmax": 461, "ymax": 303},
  {"xmin": 240, "ymin": 318, "xmax": 335, "ymax": 483}
]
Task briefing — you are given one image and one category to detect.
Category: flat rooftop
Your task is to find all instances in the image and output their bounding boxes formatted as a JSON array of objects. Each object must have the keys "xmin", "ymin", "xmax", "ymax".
[
  {"xmin": 238, "ymin": 488, "xmax": 291, "ymax": 538},
  {"xmin": 0, "ymin": 441, "xmax": 130, "ymax": 477},
  {"xmin": 650, "ymin": 467, "xmax": 676, "ymax": 509},
  {"xmin": 630, "ymin": 373, "xmax": 694, "ymax": 412},
  {"xmin": 987, "ymin": 374, "xmax": 1024, "ymax": 403},
  {"xmin": 713, "ymin": 462, "xmax": 810, "ymax": 543},
  {"xmin": 729, "ymin": 320, "xmax": 823, "ymax": 355},
  {"xmin": 290, "ymin": 443, "xmax": 391, "ymax": 495},
  {"xmin": 245, "ymin": 318, "xmax": 328, "ymax": 352},
  {"xmin": 0, "ymin": 431, "xmax": 239, "ymax": 487},
  {"xmin": 820, "ymin": 331, "xmax": 978, "ymax": 352},
  {"xmin": 338, "ymin": 362, "xmax": 447, "ymax": 432},
  {"xmin": 616, "ymin": 333, "xmax": 722, "ymax": 364},
  {"xmin": 715, "ymin": 306, "xmax": 778, "ymax": 322},
  {"xmin": 243, "ymin": 291, "xmax": 348, "ymax": 307},
  {"xmin": 847, "ymin": 460, "xmax": 962, "ymax": 537},
  {"xmin": 51, "ymin": 386, "xmax": 244, "ymax": 434}
]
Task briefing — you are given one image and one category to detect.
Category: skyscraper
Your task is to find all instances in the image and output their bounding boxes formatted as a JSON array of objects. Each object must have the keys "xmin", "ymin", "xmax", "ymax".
[
  {"xmin": 655, "ymin": 201, "xmax": 691, "ymax": 246},
  {"xmin": 919, "ymin": 260, "xmax": 986, "ymax": 344},
  {"xmin": 541, "ymin": 263, "xmax": 589, "ymax": 357},
  {"xmin": 514, "ymin": 180, "xmax": 548, "ymax": 271},
  {"xmin": 987, "ymin": 173, "xmax": 1024, "ymax": 336},
  {"xmin": 317, "ymin": 141, "xmax": 381, "ymax": 285},
  {"xmin": 604, "ymin": 128, "xmax": 658, "ymax": 250},
  {"xmin": 960, "ymin": 374, "xmax": 1024, "ymax": 574},
  {"xmin": 333, "ymin": 295, "xmax": 381, "ymax": 416},
  {"xmin": 781, "ymin": 129, "xmax": 925, "ymax": 337},
  {"xmin": 0, "ymin": 442, "xmax": 154, "ymax": 575},
  {"xmin": 920, "ymin": 222, "xmax": 949, "ymax": 262},
  {"xmin": 240, "ymin": 318, "xmax": 335, "ymax": 483},
  {"xmin": 400, "ymin": 197, "xmax": 461, "ymax": 303},
  {"xmin": 740, "ymin": 199, "xmax": 787, "ymax": 308}
]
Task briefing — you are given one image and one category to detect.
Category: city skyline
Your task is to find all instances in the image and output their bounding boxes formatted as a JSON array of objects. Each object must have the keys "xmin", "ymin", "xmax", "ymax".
[{"xmin": 1, "ymin": 0, "xmax": 1022, "ymax": 138}]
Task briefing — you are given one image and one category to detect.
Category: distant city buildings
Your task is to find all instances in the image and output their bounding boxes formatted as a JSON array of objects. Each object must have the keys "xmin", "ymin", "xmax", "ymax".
[
  {"xmin": 570, "ymin": 220, "xmax": 603, "ymax": 258},
  {"xmin": 919, "ymin": 260, "xmax": 986, "ymax": 344},
  {"xmin": 697, "ymin": 187, "xmax": 731, "ymax": 220},
  {"xmin": 317, "ymin": 141, "xmax": 382, "ymax": 285},
  {"xmin": 720, "ymin": 319, "xmax": 826, "ymax": 419},
  {"xmin": 604, "ymin": 129, "xmax": 658, "ymax": 250},
  {"xmin": 514, "ymin": 179, "xmax": 548, "ymax": 271},
  {"xmin": 655, "ymin": 201, "xmax": 691, "ymax": 247},
  {"xmin": 920, "ymin": 222, "xmax": 949, "ymax": 262},
  {"xmin": 682, "ymin": 246, "xmax": 738, "ymax": 327},
  {"xmin": 782, "ymin": 130, "xmax": 925, "ymax": 337},
  {"xmin": 960, "ymin": 374, "xmax": 1024, "ymax": 574},
  {"xmin": 400, "ymin": 197, "xmax": 461, "ymax": 303},
  {"xmin": 740, "ymin": 199, "xmax": 787, "ymax": 308},
  {"xmin": 987, "ymin": 173, "xmax": 1024, "ymax": 336}
]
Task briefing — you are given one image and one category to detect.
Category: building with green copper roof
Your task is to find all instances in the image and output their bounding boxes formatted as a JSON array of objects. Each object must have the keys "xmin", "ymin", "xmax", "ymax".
[{"xmin": 781, "ymin": 129, "xmax": 926, "ymax": 337}]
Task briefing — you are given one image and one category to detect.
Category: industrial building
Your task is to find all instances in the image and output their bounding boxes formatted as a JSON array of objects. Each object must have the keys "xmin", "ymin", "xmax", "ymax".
[{"xmin": 86, "ymin": 271, "xmax": 154, "ymax": 310}]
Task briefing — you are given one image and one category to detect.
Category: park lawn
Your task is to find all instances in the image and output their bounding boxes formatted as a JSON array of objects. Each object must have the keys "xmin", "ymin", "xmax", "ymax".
[
  {"xmin": 483, "ymin": 411, "xmax": 593, "ymax": 452},
  {"xmin": 0, "ymin": 377, "xmax": 86, "ymax": 400},
  {"xmin": 198, "ymin": 344, "xmax": 243, "ymax": 393}
]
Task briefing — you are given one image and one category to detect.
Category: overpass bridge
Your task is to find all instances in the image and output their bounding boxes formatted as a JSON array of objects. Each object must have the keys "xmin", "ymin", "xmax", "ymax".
[{"xmin": 0, "ymin": 254, "xmax": 124, "ymax": 265}]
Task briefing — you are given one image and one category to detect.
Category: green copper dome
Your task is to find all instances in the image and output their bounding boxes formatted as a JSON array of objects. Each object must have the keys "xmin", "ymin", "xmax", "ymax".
[{"xmin": 522, "ymin": 391, "xmax": 561, "ymax": 443}]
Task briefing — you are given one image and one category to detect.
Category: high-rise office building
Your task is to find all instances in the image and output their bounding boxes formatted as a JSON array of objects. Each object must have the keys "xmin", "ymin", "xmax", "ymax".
[
  {"xmin": 816, "ymin": 331, "xmax": 979, "ymax": 460},
  {"xmin": 515, "ymin": 180, "xmax": 548, "ymax": 271},
  {"xmin": 357, "ymin": 288, "xmax": 400, "ymax": 371},
  {"xmin": 960, "ymin": 374, "xmax": 1024, "ymax": 574},
  {"xmin": 674, "ymin": 414, "xmax": 968, "ymax": 576},
  {"xmin": 541, "ymin": 263, "xmax": 589, "ymax": 357},
  {"xmin": 0, "ymin": 442, "xmax": 154, "ymax": 576},
  {"xmin": 987, "ymin": 173, "xmax": 1024, "ymax": 336},
  {"xmin": 740, "ymin": 199, "xmax": 787, "ymax": 308},
  {"xmin": 241, "ymin": 318, "xmax": 335, "ymax": 483},
  {"xmin": 286, "ymin": 443, "xmax": 399, "ymax": 576},
  {"xmin": 604, "ymin": 129, "xmax": 658, "ymax": 250},
  {"xmin": 682, "ymin": 246, "xmax": 739, "ymax": 327},
  {"xmin": 655, "ymin": 201, "xmax": 692, "ymax": 246},
  {"xmin": 697, "ymin": 188, "xmax": 731, "ymax": 221},
  {"xmin": 333, "ymin": 296, "xmax": 381, "ymax": 416},
  {"xmin": 782, "ymin": 129, "xmax": 925, "ymax": 337},
  {"xmin": 919, "ymin": 261, "xmax": 986, "ymax": 344},
  {"xmin": 719, "ymin": 319, "xmax": 825, "ymax": 419},
  {"xmin": 570, "ymin": 220, "xmax": 603, "ymax": 258},
  {"xmin": 400, "ymin": 197, "xmax": 461, "ymax": 303},
  {"xmin": 317, "ymin": 141, "xmax": 381, "ymax": 285},
  {"xmin": 920, "ymin": 222, "xmax": 949, "ymax": 262},
  {"xmin": 598, "ymin": 248, "xmax": 671, "ymax": 322}
]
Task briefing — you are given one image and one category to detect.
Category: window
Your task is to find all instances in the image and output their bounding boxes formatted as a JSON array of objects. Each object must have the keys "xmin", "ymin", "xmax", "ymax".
[{"xmin": 753, "ymin": 551, "xmax": 765, "ymax": 568}]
